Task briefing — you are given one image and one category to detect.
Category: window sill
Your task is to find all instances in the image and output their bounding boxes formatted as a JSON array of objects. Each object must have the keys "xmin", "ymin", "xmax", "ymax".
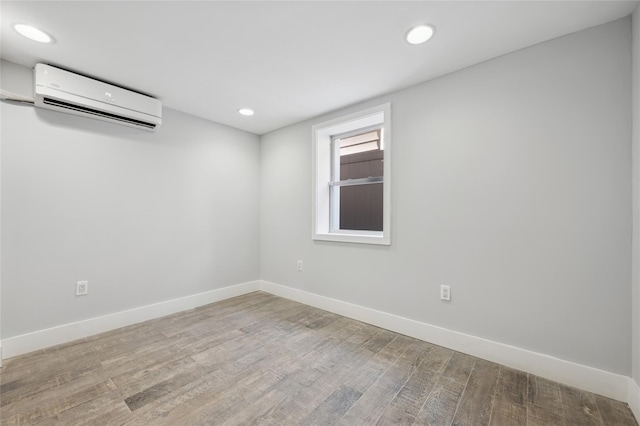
[{"xmin": 312, "ymin": 231, "xmax": 390, "ymax": 246}]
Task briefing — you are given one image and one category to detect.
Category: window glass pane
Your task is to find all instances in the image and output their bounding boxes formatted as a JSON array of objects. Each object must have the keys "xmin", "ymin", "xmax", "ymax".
[
  {"xmin": 340, "ymin": 149, "xmax": 383, "ymax": 180},
  {"xmin": 338, "ymin": 130, "xmax": 380, "ymax": 156},
  {"xmin": 341, "ymin": 141, "xmax": 379, "ymax": 156},
  {"xmin": 339, "ymin": 183, "xmax": 383, "ymax": 231}
]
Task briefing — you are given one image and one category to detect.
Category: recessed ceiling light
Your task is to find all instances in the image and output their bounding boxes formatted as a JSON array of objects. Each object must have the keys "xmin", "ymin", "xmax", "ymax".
[
  {"xmin": 13, "ymin": 24, "xmax": 55, "ymax": 44},
  {"xmin": 405, "ymin": 24, "xmax": 435, "ymax": 45},
  {"xmin": 238, "ymin": 108, "xmax": 254, "ymax": 116}
]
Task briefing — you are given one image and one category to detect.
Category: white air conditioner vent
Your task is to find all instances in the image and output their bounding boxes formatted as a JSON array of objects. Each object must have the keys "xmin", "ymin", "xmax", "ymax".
[{"xmin": 34, "ymin": 64, "xmax": 162, "ymax": 131}]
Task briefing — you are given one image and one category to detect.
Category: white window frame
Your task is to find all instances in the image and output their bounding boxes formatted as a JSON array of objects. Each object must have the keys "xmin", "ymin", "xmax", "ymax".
[{"xmin": 312, "ymin": 103, "xmax": 391, "ymax": 245}]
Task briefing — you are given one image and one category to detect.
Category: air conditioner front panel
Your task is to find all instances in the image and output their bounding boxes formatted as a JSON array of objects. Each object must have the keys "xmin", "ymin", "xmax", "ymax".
[
  {"xmin": 34, "ymin": 64, "xmax": 162, "ymax": 131},
  {"xmin": 35, "ymin": 84, "xmax": 161, "ymax": 127}
]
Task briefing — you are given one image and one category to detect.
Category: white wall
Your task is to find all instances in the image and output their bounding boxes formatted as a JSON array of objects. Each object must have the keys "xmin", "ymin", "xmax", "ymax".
[
  {"xmin": 1, "ymin": 99, "xmax": 260, "ymax": 338},
  {"xmin": 261, "ymin": 18, "xmax": 632, "ymax": 375},
  {"xmin": 632, "ymin": 4, "xmax": 640, "ymax": 389}
]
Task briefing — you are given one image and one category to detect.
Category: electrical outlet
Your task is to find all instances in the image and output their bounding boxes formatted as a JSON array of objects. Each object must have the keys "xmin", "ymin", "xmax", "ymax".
[
  {"xmin": 440, "ymin": 285, "xmax": 451, "ymax": 301},
  {"xmin": 76, "ymin": 280, "xmax": 88, "ymax": 296},
  {"xmin": 297, "ymin": 260, "xmax": 303, "ymax": 272}
]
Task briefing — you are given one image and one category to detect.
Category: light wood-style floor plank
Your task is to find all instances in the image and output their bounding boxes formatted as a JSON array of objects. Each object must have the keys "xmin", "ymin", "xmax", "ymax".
[
  {"xmin": 451, "ymin": 358, "xmax": 500, "ymax": 426},
  {"xmin": 0, "ymin": 291, "xmax": 636, "ymax": 425}
]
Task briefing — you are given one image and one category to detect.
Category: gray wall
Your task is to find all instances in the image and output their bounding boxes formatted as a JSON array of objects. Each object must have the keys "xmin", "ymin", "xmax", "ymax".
[
  {"xmin": 1, "ymin": 101, "xmax": 260, "ymax": 338},
  {"xmin": 260, "ymin": 18, "xmax": 632, "ymax": 375},
  {"xmin": 633, "ymin": 4, "xmax": 640, "ymax": 387}
]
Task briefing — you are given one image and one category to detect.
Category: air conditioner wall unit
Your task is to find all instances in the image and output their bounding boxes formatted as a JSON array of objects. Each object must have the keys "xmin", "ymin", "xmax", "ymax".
[{"xmin": 34, "ymin": 63, "xmax": 162, "ymax": 131}]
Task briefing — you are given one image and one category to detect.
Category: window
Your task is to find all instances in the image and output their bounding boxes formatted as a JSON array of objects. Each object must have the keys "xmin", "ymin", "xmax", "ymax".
[
  {"xmin": 331, "ymin": 128, "xmax": 384, "ymax": 232},
  {"xmin": 312, "ymin": 103, "xmax": 391, "ymax": 245}
]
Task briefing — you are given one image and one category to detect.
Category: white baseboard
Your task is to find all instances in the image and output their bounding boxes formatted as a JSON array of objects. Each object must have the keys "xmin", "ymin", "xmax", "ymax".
[
  {"xmin": 630, "ymin": 378, "xmax": 640, "ymax": 423},
  {"xmin": 259, "ymin": 280, "xmax": 630, "ymax": 404},
  {"xmin": 1, "ymin": 280, "xmax": 260, "ymax": 360}
]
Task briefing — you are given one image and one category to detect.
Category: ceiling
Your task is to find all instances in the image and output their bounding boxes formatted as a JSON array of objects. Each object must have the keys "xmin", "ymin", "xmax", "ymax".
[{"xmin": 1, "ymin": 1, "xmax": 637, "ymax": 135}]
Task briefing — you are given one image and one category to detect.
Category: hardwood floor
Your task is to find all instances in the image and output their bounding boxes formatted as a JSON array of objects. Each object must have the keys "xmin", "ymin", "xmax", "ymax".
[{"xmin": 0, "ymin": 292, "xmax": 637, "ymax": 425}]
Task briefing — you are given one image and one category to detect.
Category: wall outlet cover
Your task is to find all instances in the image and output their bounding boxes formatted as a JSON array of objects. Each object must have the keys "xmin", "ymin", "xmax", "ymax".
[
  {"xmin": 76, "ymin": 280, "xmax": 89, "ymax": 296},
  {"xmin": 440, "ymin": 285, "xmax": 451, "ymax": 301}
]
